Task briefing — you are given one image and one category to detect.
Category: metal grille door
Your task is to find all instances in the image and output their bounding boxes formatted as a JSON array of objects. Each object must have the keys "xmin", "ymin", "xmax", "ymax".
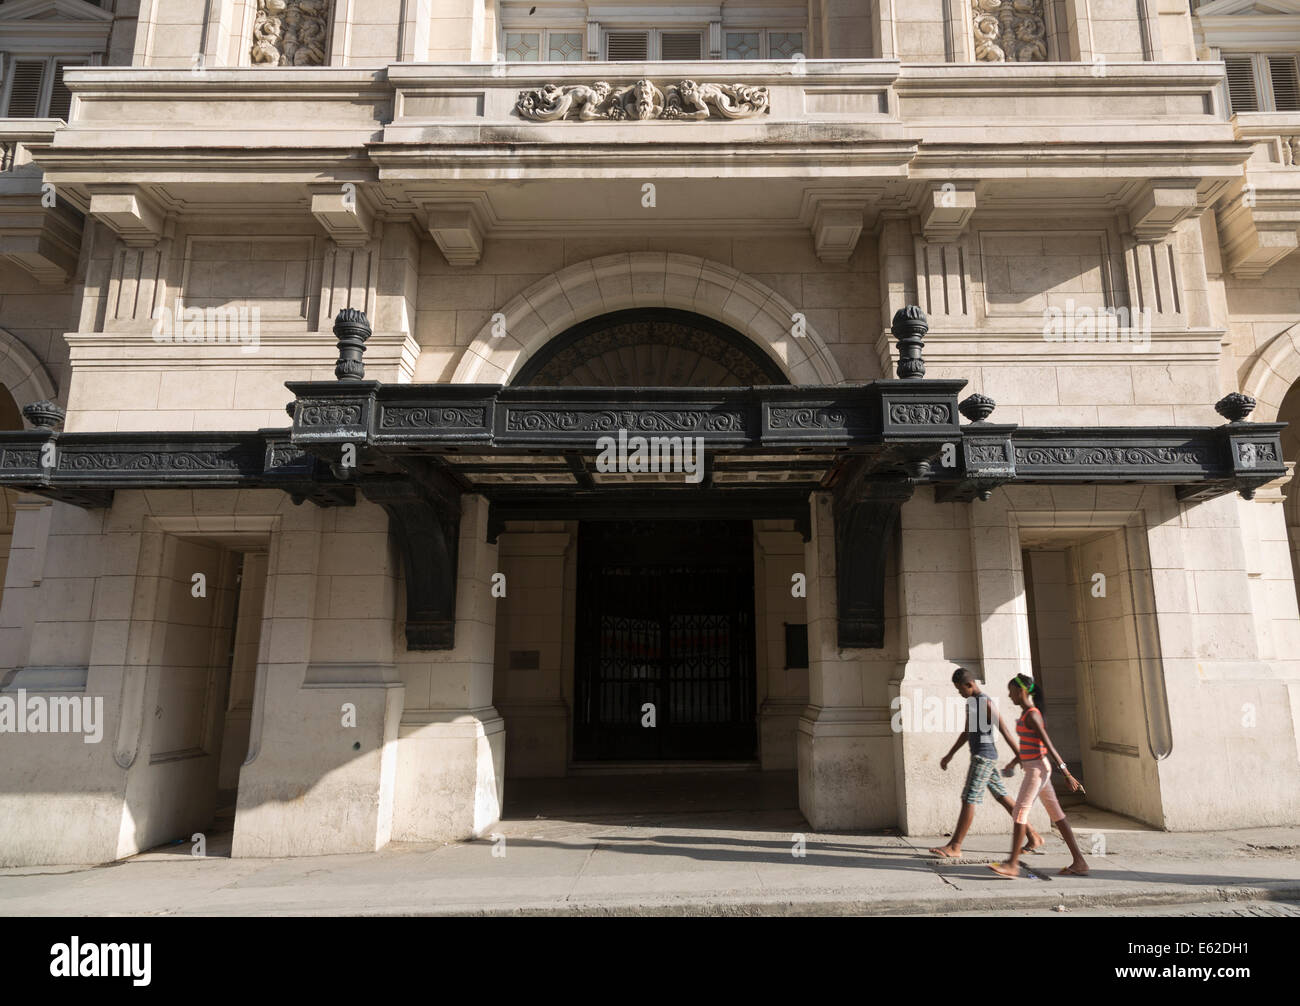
[{"xmin": 575, "ymin": 521, "xmax": 757, "ymax": 760}]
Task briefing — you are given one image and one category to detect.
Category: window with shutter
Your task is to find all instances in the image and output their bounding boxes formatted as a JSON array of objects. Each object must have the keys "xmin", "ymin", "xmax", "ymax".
[
  {"xmin": 660, "ymin": 32, "xmax": 703, "ymax": 60},
  {"xmin": 48, "ymin": 61, "xmax": 84, "ymax": 122},
  {"xmin": 1268, "ymin": 55, "xmax": 1300, "ymax": 113},
  {"xmin": 1224, "ymin": 55, "xmax": 1259, "ymax": 113},
  {"xmin": 606, "ymin": 32, "xmax": 649, "ymax": 61},
  {"xmin": 5, "ymin": 60, "xmax": 46, "ymax": 118}
]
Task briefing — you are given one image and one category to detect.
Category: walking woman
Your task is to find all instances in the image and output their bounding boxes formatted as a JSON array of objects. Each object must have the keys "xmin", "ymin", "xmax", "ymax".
[{"xmin": 989, "ymin": 674, "xmax": 1090, "ymax": 878}]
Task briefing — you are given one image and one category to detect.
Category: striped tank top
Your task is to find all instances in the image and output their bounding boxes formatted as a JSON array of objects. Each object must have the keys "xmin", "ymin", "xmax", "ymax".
[{"xmin": 1017, "ymin": 709, "xmax": 1047, "ymax": 761}]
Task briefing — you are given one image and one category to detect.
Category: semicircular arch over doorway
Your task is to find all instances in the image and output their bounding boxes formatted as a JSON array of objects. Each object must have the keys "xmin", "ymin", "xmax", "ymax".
[
  {"xmin": 451, "ymin": 253, "xmax": 844, "ymax": 386},
  {"xmin": 511, "ymin": 308, "xmax": 791, "ymax": 387}
]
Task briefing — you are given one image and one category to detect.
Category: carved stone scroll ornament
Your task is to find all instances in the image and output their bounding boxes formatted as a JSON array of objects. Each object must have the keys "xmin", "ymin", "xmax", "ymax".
[
  {"xmin": 973, "ymin": 0, "xmax": 1048, "ymax": 63},
  {"xmin": 251, "ymin": 0, "xmax": 329, "ymax": 67},
  {"xmin": 515, "ymin": 79, "xmax": 771, "ymax": 122}
]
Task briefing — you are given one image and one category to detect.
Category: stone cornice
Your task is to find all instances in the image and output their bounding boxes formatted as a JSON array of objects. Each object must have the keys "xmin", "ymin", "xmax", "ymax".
[
  {"xmin": 894, "ymin": 61, "xmax": 1232, "ymax": 91},
  {"xmin": 15, "ymin": 60, "xmax": 1275, "ymax": 262}
]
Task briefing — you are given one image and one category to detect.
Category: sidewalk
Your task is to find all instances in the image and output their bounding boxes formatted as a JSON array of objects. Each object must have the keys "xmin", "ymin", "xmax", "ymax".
[{"xmin": 2, "ymin": 804, "xmax": 1298, "ymax": 916}]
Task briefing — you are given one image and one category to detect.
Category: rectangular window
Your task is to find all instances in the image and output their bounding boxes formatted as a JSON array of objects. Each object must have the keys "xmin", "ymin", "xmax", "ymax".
[
  {"xmin": 503, "ymin": 29, "xmax": 583, "ymax": 62},
  {"xmin": 1225, "ymin": 55, "xmax": 1259, "ymax": 113},
  {"xmin": 768, "ymin": 32, "xmax": 804, "ymax": 60},
  {"xmin": 502, "ymin": 19, "xmax": 805, "ymax": 62},
  {"xmin": 660, "ymin": 31, "xmax": 703, "ymax": 60},
  {"xmin": 1268, "ymin": 55, "xmax": 1300, "ymax": 112},
  {"xmin": 548, "ymin": 32, "xmax": 583, "ymax": 62},
  {"xmin": 602, "ymin": 29, "xmax": 709, "ymax": 60},
  {"xmin": 726, "ymin": 32, "xmax": 761, "ymax": 60},
  {"xmin": 2, "ymin": 55, "xmax": 90, "ymax": 118},
  {"xmin": 47, "ymin": 61, "xmax": 85, "ymax": 121},
  {"xmin": 503, "ymin": 32, "xmax": 540, "ymax": 62},
  {"xmin": 606, "ymin": 31, "xmax": 650, "ymax": 60},
  {"xmin": 4, "ymin": 60, "xmax": 46, "ymax": 118},
  {"xmin": 1223, "ymin": 52, "xmax": 1300, "ymax": 113},
  {"xmin": 725, "ymin": 29, "xmax": 804, "ymax": 60}
]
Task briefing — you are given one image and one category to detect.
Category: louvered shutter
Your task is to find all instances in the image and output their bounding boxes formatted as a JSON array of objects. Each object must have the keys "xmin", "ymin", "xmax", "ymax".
[
  {"xmin": 1268, "ymin": 55, "xmax": 1300, "ymax": 112},
  {"xmin": 660, "ymin": 32, "xmax": 703, "ymax": 60},
  {"xmin": 5, "ymin": 60, "xmax": 47, "ymax": 118},
  {"xmin": 48, "ymin": 61, "xmax": 84, "ymax": 121},
  {"xmin": 606, "ymin": 32, "xmax": 649, "ymax": 61},
  {"xmin": 1224, "ymin": 55, "xmax": 1259, "ymax": 113}
]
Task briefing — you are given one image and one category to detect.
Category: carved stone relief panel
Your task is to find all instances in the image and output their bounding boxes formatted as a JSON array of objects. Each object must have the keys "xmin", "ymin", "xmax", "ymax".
[
  {"xmin": 972, "ymin": 0, "xmax": 1048, "ymax": 63},
  {"xmin": 515, "ymin": 80, "xmax": 770, "ymax": 122},
  {"xmin": 251, "ymin": 0, "xmax": 330, "ymax": 66}
]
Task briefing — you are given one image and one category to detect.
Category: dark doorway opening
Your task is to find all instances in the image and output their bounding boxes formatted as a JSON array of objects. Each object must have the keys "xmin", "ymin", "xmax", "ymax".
[{"xmin": 575, "ymin": 520, "xmax": 758, "ymax": 761}]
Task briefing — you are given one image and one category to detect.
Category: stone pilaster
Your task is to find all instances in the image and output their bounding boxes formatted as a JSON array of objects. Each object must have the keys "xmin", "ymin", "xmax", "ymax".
[
  {"xmin": 232, "ymin": 500, "xmax": 406, "ymax": 857},
  {"xmin": 391, "ymin": 495, "xmax": 506, "ymax": 842},
  {"xmin": 797, "ymin": 493, "xmax": 898, "ymax": 829}
]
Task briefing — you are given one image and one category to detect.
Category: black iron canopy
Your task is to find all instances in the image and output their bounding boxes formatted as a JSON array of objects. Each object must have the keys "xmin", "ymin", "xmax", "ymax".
[{"xmin": 0, "ymin": 307, "xmax": 1284, "ymax": 650}]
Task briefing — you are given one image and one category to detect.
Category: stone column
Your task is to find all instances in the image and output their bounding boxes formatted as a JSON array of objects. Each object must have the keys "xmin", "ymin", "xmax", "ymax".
[
  {"xmin": 391, "ymin": 495, "xmax": 506, "ymax": 842},
  {"xmin": 797, "ymin": 493, "xmax": 898, "ymax": 829}
]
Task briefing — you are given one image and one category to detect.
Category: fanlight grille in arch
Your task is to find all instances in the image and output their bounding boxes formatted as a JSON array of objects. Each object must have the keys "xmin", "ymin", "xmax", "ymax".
[{"xmin": 512, "ymin": 309, "xmax": 790, "ymax": 388}]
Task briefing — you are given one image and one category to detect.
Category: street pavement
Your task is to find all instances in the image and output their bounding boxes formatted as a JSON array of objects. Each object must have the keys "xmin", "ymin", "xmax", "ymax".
[{"xmin": 2, "ymin": 791, "xmax": 1297, "ymax": 916}]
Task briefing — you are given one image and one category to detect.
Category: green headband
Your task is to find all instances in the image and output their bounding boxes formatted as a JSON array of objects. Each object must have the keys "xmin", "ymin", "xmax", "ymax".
[{"xmin": 1015, "ymin": 675, "xmax": 1036, "ymax": 694}]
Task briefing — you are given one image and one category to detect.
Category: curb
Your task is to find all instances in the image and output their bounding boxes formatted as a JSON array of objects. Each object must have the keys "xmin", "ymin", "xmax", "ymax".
[{"xmin": 376, "ymin": 881, "xmax": 1300, "ymax": 917}]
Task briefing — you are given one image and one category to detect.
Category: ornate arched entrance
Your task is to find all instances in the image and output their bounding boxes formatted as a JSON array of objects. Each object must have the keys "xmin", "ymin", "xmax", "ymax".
[
  {"xmin": 512, "ymin": 308, "xmax": 790, "ymax": 388},
  {"xmin": 451, "ymin": 252, "xmax": 843, "ymax": 386},
  {"xmin": 504, "ymin": 308, "xmax": 784, "ymax": 762}
]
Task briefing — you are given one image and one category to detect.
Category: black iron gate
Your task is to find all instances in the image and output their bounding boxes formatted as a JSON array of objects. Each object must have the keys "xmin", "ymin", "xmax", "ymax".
[{"xmin": 574, "ymin": 520, "xmax": 758, "ymax": 761}]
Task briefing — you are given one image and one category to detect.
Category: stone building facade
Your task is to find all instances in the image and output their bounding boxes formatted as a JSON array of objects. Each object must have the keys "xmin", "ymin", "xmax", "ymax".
[{"xmin": 1, "ymin": 0, "xmax": 1299, "ymax": 866}]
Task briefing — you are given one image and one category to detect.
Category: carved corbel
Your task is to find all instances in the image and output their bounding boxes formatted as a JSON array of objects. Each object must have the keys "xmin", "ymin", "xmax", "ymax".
[
  {"xmin": 1217, "ymin": 181, "xmax": 1300, "ymax": 280},
  {"xmin": 311, "ymin": 187, "xmax": 374, "ymax": 248},
  {"xmin": 87, "ymin": 186, "xmax": 167, "ymax": 247},
  {"xmin": 426, "ymin": 203, "xmax": 486, "ymax": 266},
  {"xmin": 1127, "ymin": 179, "xmax": 1200, "ymax": 243},
  {"xmin": 807, "ymin": 195, "xmax": 867, "ymax": 265},
  {"xmin": 832, "ymin": 460, "xmax": 912, "ymax": 648},
  {"xmin": 920, "ymin": 181, "xmax": 977, "ymax": 242},
  {"xmin": 362, "ymin": 469, "xmax": 462, "ymax": 650},
  {"xmin": 0, "ymin": 201, "xmax": 81, "ymax": 286}
]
